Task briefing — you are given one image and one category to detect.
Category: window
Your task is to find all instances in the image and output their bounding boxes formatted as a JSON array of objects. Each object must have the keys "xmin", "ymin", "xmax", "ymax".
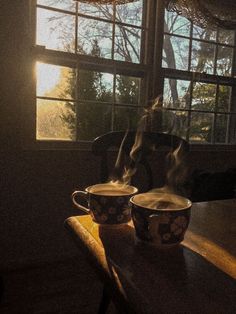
[
  {"xmin": 162, "ymin": 9, "xmax": 236, "ymax": 144},
  {"xmin": 34, "ymin": 0, "xmax": 236, "ymax": 145},
  {"xmin": 35, "ymin": 0, "xmax": 150, "ymax": 142}
]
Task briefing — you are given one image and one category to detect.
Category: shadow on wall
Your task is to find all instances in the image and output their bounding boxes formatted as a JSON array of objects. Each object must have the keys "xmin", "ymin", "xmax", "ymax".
[{"xmin": 190, "ymin": 168, "xmax": 236, "ymax": 202}]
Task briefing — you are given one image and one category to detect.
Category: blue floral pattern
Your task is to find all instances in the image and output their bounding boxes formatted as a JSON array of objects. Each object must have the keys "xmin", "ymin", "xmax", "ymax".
[
  {"xmin": 131, "ymin": 204, "xmax": 191, "ymax": 246},
  {"xmin": 89, "ymin": 195, "xmax": 133, "ymax": 224}
]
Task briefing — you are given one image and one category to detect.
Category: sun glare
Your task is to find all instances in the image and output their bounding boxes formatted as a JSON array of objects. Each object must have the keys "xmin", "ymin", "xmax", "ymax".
[{"xmin": 36, "ymin": 62, "xmax": 61, "ymax": 96}]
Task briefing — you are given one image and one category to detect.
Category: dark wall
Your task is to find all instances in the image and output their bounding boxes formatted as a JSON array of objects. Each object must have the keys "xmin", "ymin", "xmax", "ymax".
[{"xmin": 0, "ymin": 150, "xmax": 101, "ymax": 269}]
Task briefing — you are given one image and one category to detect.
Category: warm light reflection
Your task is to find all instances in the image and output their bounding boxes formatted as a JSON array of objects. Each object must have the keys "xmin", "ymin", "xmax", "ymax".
[
  {"xmin": 36, "ymin": 62, "xmax": 61, "ymax": 96},
  {"xmin": 184, "ymin": 230, "xmax": 236, "ymax": 279}
]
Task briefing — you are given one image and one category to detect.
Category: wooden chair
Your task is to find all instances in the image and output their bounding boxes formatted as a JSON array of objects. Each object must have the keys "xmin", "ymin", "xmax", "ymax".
[{"xmin": 92, "ymin": 130, "xmax": 189, "ymax": 192}]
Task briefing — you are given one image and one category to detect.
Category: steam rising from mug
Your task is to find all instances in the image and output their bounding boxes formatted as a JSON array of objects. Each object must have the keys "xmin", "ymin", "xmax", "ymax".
[{"xmin": 108, "ymin": 96, "xmax": 189, "ymax": 197}]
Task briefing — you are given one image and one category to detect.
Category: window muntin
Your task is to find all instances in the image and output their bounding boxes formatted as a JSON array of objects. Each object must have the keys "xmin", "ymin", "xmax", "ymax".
[
  {"xmin": 36, "ymin": 62, "xmax": 143, "ymax": 141},
  {"xmin": 162, "ymin": 9, "xmax": 236, "ymax": 144},
  {"xmin": 34, "ymin": 1, "xmax": 236, "ymax": 146},
  {"xmin": 36, "ymin": 0, "xmax": 145, "ymax": 62},
  {"xmin": 35, "ymin": 0, "xmax": 147, "ymax": 142},
  {"xmin": 163, "ymin": 11, "xmax": 235, "ymax": 78}
]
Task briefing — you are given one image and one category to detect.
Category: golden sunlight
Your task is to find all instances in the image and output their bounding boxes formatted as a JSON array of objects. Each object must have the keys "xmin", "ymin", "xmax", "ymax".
[{"xmin": 36, "ymin": 62, "xmax": 61, "ymax": 96}]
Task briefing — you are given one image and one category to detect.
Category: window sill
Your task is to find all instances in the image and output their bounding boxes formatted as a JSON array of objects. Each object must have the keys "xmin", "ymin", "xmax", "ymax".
[{"xmin": 22, "ymin": 140, "xmax": 236, "ymax": 153}]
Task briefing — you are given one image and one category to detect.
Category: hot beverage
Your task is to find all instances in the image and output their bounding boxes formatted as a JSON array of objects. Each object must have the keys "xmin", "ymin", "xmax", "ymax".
[
  {"xmin": 92, "ymin": 190, "xmax": 132, "ymax": 196},
  {"xmin": 72, "ymin": 183, "xmax": 138, "ymax": 225},
  {"xmin": 131, "ymin": 193, "xmax": 188, "ymax": 211},
  {"xmin": 90, "ymin": 186, "xmax": 134, "ymax": 196},
  {"xmin": 130, "ymin": 192, "xmax": 192, "ymax": 249}
]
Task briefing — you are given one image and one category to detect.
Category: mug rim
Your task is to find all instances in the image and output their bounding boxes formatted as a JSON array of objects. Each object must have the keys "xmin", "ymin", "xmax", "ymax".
[
  {"xmin": 86, "ymin": 183, "xmax": 138, "ymax": 196},
  {"xmin": 130, "ymin": 192, "xmax": 192, "ymax": 211}
]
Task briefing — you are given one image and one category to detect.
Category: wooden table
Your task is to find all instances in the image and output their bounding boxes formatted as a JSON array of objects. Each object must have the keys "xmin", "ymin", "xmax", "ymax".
[{"xmin": 65, "ymin": 199, "xmax": 236, "ymax": 314}]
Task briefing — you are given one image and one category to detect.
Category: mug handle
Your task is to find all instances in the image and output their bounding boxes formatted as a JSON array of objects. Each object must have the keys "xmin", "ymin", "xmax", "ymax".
[{"xmin": 71, "ymin": 190, "xmax": 90, "ymax": 214}]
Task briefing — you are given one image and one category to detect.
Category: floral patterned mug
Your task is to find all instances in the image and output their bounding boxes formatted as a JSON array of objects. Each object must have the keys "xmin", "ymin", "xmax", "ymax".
[
  {"xmin": 130, "ymin": 192, "xmax": 192, "ymax": 248},
  {"xmin": 72, "ymin": 183, "xmax": 138, "ymax": 225}
]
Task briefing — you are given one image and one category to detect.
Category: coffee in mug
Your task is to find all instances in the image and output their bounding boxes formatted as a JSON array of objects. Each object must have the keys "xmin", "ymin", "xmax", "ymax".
[
  {"xmin": 130, "ymin": 192, "xmax": 192, "ymax": 248},
  {"xmin": 72, "ymin": 183, "xmax": 138, "ymax": 225}
]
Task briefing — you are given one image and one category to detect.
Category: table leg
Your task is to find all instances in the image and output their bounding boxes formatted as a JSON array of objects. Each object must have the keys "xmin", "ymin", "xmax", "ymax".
[{"xmin": 98, "ymin": 285, "xmax": 111, "ymax": 314}]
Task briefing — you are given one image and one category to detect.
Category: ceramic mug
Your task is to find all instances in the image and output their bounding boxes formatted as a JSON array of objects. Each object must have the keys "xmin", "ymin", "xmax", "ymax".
[
  {"xmin": 130, "ymin": 192, "xmax": 192, "ymax": 248},
  {"xmin": 72, "ymin": 183, "xmax": 138, "ymax": 225}
]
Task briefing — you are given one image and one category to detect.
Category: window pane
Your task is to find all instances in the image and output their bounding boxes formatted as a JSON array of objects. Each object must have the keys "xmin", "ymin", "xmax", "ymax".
[
  {"xmin": 37, "ymin": 99, "xmax": 75, "ymax": 140},
  {"xmin": 218, "ymin": 29, "xmax": 235, "ymax": 45},
  {"xmin": 215, "ymin": 114, "xmax": 228, "ymax": 143},
  {"xmin": 114, "ymin": 26, "xmax": 141, "ymax": 63},
  {"xmin": 142, "ymin": 107, "xmax": 176, "ymax": 133},
  {"xmin": 191, "ymin": 40, "xmax": 215, "ymax": 74},
  {"xmin": 78, "ymin": 2, "xmax": 113, "ymax": 19},
  {"xmin": 163, "ymin": 79, "xmax": 190, "ymax": 109},
  {"xmin": 78, "ymin": 17, "xmax": 112, "ymax": 58},
  {"xmin": 229, "ymin": 115, "xmax": 236, "ymax": 143},
  {"xmin": 163, "ymin": 35, "xmax": 189, "ymax": 70},
  {"xmin": 36, "ymin": 63, "xmax": 76, "ymax": 99},
  {"xmin": 164, "ymin": 10, "xmax": 190, "ymax": 37},
  {"xmin": 192, "ymin": 26, "xmax": 216, "ymax": 41},
  {"xmin": 114, "ymin": 107, "xmax": 141, "ymax": 131},
  {"xmin": 218, "ymin": 85, "xmax": 231, "ymax": 112},
  {"xmin": 37, "ymin": 8, "xmax": 75, "ymax": 52},
  {"xmin": 115, "ymin": 75, "xmax": 140, "ymax": 105},
  {"xmin": 172, "ymin": 110, "xmax": 189, "ymax": 139},
  {"xmin": 192, "ymin": 83, "xmax": 216, "ymax": 111},
  {"xmin": 116, "ymin": 0, "xmax": 143, "ymax": 26},
  {"xmin": 78, "ymin": 70, "xmax": 113, "ymax": 102},
  {"xmin": 189, "ymin": 112, "xmax": 214, "ymax": 143},
  {"xmin": 77, "ymin": 103, "xmax": 111, "ymax": 140},
  {"xmin": 217, "ymin": 46, "xmax": 233, "ymax": 76},
  {"xmin": 37, "ymin": 0, "xmax": 75, "ymax": 11}
]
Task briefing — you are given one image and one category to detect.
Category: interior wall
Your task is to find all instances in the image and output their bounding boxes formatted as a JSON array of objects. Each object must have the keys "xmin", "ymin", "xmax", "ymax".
[{"xmin": 1, "ymin": 1, "xmax": 236, "ymax": 270}]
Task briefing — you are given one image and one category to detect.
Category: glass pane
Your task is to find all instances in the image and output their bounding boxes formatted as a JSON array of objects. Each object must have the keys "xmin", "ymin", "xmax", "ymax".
[
  {"xmin": 114, "ymin": 106, "xmax": 141, "ymax": 131},
  {"xmin": 191, "ymin": 40, "xmax": 215, "ymax": 74},
  {"xmin": 192, "ymin": 25, "xmax": 216, "ymax": 41},
  {"xmin": 37, "ymin": 99, "xmax": 75, "ymax": 140},
  {"xmin": 78, "ymin": 17, "xmax": 112, "ymax": 58},
  {"xmin": 217, "ymin": 46, "xmax": 233, "ymax": 76},
  {"xmin": 192, "ymin": 83, "xmax": 216, "ymax": 111},
  {"xmin": 115, "ymin": 75, "xmax": 140, "ymax": 104},
  {"xmin": 229, "ymin": 114, "xmax": 236, "ymax": 143},
  {"xmin": 163, "ymin": 35, "xmax": 189, "ymax": 70},
  {"xmin": 163, "ymin": 79, "xmax": 190, "ymax": 109},
  {"xmin": 77, "ymin": 103, "xmax": 111, "ymax": 140},
  {"xmin": 218, "ymin": 28, "xmax": 235, "ymax": 45},
  {"xmin": 114, "ymin": 26, "xmax": 141, "ymax": 63},
  {"xmin": 116, "ymin": 0, "xmax": 143, "ymax": 26},
  {"xmin": 78, "ymin": 70, "xmax": 113, "ymax": 102},
  {"xmin": 36, "ymin": 63, "xmax": 76, "ymax": 99},
  {"xmin": 189, "ymin": 112, "xmax": 214, "ymax": 143},
  {"xmin": 215, "ymin": 114, "xmax": 228, "ymax": 143},
  {"xmin": 218, "ymin": 85, "xmax": 231, "ymax": 112},
  {"xmin": 172, "ymin": 110, "xmax": 189, "ymax": 139},
  {"xmin": 37, "ymin": 0, "xmax": 75, "ymax": 11},
  {"xmin": 37, "ymin": 8, "xmax": 75, "ymax": 52},
  {"xmin": 164, "ymin": 10, "xmax": 190, "ymax": 37},
  {"xmin": 141, "ymin": 106, "xmax": 176, "ymax": 133},
  {"xmin": 78, "ymin": 2, "xmax": 113, "ymax": 20}
]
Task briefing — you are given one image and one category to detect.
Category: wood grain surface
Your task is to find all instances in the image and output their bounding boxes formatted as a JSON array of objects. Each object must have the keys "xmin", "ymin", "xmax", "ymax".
[{"xmin": 65, "ymin": 199, "xmax": 236, "ymax": 314}]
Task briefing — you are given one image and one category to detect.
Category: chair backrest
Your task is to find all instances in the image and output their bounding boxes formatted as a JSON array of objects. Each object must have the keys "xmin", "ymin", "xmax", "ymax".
[{"xmin": 92, "ymin": 131, "xmax": 189, "ymax": 192}]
